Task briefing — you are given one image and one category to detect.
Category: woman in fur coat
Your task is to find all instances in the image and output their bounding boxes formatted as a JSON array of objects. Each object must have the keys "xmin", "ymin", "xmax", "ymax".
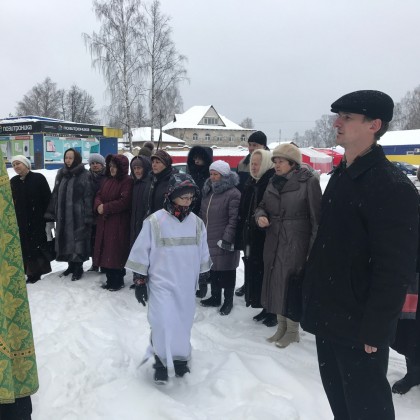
[
  {"xmin": 200, "ymin": 160, "xmax": 241, "ymax": 316},
  {"xmin": 45, "ymin": 148, "xmax": 93, "ymax": 281}
]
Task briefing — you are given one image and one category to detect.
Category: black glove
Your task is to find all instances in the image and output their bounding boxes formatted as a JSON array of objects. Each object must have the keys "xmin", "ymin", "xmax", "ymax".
[
  {"xmin": 199, "ymin": 271, "xmax": 210, "ymax": 285},
  {"xmin": 135, "ymin": 284, "xmax": 148, "ymax": 306},
  {"xmin": 217, "ymin": 239, "xmax": 234, "ymax": 251}
]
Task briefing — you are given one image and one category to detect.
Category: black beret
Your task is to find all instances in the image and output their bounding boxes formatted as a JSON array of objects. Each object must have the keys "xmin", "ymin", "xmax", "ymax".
[{"xmin": 331, "ymin": 90, "xmax": 394, "ymax": 122}]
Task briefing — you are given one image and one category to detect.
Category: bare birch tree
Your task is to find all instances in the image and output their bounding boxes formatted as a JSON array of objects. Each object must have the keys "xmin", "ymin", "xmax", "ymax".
[
  {"xmin": 141, "ymin": 0, "xmax": 187, "ymax": 141},
  {"xmin": 60, "ymin": 85, "xmax": 98, "ymax": 123},
  {"xmin": 16, "ymin": 77, "xmax": 62, "ymax": 118},
  {"xmin": 240, "ymin": 117, "xmax": 254, "ymax": 129},
  {"xmin": 83, "ymin": 0, "xmax": 145, "ymax": 151}
]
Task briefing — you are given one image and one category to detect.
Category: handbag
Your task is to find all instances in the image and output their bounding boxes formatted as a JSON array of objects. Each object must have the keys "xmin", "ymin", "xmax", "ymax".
[{"xmin": 39, "ymin": 238, "xmax": 56, "ymax": 262}]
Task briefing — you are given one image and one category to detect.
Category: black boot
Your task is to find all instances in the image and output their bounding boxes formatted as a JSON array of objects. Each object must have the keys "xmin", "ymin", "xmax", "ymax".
[
  {"xmin": 71, "ymin": 262, "xmax": 84, "ymax": 281},
  {"xmin": 263, "ymin": 312, "xmax": 278, "ymax": 327},
  {"xmin": 201, "ymin": 283, "xmax": 221, "ymax": 307},
  {"xmin": 253, "ymin": 309, "xmax": 267, "ymax": 322},
  {"xmin": 195, "ymin": 283, "xmax": 208, "ymax": 298},
  {"xmin": 61, "ymin": 262, "xmax": 74, "ymax": 277},
  {"xmin": 153, "ymin": 356, "xmax": 168, "ymax": 384},
  {"xmin": 108, "ymin": 269, "xmax": 125, "ymax": 291},
  {"xmin": 235, "ymin": 284, "xmax": 245, "ymax": 296},
  {"xmin": 392, "ymin": 358, "xmax": 420, "ymax": 394},
  {"xmin": 174, "ymin": 360, "xmax": 190, "ymax": 378},
  {"xmin": 26, "ymin": 274, "xmax": 41, "ymax": 284},
  {"xmin": 87, "ymin": 265, "xmax": 99, "ymax": 272},
  {"xmin": 220, "ymin": 288, "xmax": 234, "ymax": 315}
]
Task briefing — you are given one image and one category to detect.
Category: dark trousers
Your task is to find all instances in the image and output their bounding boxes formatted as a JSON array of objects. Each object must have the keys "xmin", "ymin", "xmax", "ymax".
[
  {"xmin": 0, "ymin": 396, "xmax": 32, "ymax": 420},
  {"xmin": 209, "ymin": 269, "xmax": 236, "ymax": 289},
  {"xmin": 316, "ymin": 336, "xmax": 394, "ymax": 420}
]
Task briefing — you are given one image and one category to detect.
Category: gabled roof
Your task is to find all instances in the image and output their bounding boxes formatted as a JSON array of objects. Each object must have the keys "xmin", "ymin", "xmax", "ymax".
[
  {"xmin": 123, "ymin": 127, "xmax": 184, "ymax": 144},
  {"xmin": 163, "ymin": 105, "xmax": 252, "ymax": 131}
]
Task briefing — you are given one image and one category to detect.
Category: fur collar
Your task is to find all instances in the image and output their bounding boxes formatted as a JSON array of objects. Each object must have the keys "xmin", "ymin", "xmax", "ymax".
[{"xmin": 202, "ymin": 171, "xmax": 239, "ymax": 197}]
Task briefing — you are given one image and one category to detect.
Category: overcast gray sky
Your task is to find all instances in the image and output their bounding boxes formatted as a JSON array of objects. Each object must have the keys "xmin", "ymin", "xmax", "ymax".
[{"xmin": 2, "ymin": 0, "xmax": 420, "ymax": 140}]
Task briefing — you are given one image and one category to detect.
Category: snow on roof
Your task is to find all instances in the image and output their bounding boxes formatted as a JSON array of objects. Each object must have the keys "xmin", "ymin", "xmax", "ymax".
[
  {"xmin": 166, "ymin": 146, "xmax": 249, "ymax": 157},
  {"xmin": 379, "ymin": 129, "xmax": 420, "ymax": 146},
  {"xmin": 0, "ymin": 115, "xmax": 100, "ymax": 126},
  {"xmin": 124, "ymin": 127, "xmax": 185, "ymax": 144},
  {"xmin": 162, "ymin": 105, "xmax": 253, "ymax": 131}
]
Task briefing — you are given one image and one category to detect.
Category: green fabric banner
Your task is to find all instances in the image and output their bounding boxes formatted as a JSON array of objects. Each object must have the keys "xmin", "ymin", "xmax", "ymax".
[{"xmin": 0, "ymin": 150, "xmax": 39, "ymax": 403}]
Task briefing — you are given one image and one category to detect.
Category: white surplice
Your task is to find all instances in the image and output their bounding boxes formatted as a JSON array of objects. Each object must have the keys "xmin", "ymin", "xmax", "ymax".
[{"xmin": 126, "ymin": 209, "xmax": 211, "ymax": 376}]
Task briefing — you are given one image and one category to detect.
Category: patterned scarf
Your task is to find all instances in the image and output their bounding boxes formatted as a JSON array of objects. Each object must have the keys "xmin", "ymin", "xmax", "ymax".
[{"xmin": 165, "ymin": 201, "xmax": 191, "ymax": 222}]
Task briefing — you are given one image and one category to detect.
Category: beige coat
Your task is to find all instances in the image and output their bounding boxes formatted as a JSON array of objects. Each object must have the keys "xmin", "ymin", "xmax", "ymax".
[{"xmin": 255, "ymin": 168, "xmax": 321, "ymax": 314}]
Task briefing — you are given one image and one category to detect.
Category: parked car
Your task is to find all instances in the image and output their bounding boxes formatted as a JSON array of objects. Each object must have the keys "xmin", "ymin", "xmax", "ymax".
[
  {"xmin": 173, "ymin": 163, "xmax": 187, "ymax": 174},
  {"xmin": 392, "ymin": 161, "xmax": 417, "ymax": 176}
]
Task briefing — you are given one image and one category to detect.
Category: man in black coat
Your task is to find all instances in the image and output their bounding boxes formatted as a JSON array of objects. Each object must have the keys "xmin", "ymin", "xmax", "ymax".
[{"xmin": 301, "ymin": 90, "xmax": 419, "ymax": 420}]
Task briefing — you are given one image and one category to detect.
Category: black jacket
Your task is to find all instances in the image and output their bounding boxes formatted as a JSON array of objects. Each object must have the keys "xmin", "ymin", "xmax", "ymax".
[
  {"xmin": 187, "ymin": 146, "xmax": 213, "ymax": 215},
  {"xmin": 301, "ymin": 145, "xmax": 419, "ymax": 349}
]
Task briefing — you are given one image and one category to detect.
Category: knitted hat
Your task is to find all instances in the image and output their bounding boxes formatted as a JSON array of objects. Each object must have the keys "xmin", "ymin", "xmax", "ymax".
[
  {"xmin": 88, "ymin": 153, "xmax": 106, "ymax": 166},
  {"xmin": 143, "ymin": 141, "xmax": 154, "ymax": 151},
  {"xmin": 272, "ymin": 143, "xmax": 302, "ymax": 165},
  {"xmin": 151, "ymin": 149, "xmax": 172, "ymax": 167},
  {"xmin": 11, "ymin": 155, "xmax": 31, "ymax": 168},
  {"xmin": 138, "ymin": 147, "xmax": 152, "ymax": 157},
  {"xmin": 330, "ymin": 90, "xmax": 394, "ymax": 122},
  {"xmin": 248, "ymin": 131, "xmax": 267, "ymax": 146},
  {"xmin": 209, "ymin": 160, "xmax": 230, "ymax": 176}
]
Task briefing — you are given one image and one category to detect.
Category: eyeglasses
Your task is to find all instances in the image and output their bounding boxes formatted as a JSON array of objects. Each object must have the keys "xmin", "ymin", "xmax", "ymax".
[{"xmin": 178, "ymin": 195, "xmax": 194, "ymax": 202}]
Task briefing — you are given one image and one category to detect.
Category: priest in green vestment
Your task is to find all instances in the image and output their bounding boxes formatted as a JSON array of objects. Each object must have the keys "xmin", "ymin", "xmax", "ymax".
[{"xmin": 0, "ymin": 149, "xmax": 39, "ymax": 419}]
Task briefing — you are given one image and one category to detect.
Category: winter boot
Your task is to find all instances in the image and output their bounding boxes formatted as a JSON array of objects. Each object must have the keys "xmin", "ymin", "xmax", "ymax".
[
  {"xmin": 195, "ymin": 283, "xmax": 208, "ymax": 299},
  {"xmin": 220, "ymin": 287, "xmax": 234, "ymax": 316},
  {"xmin": 153, "ymin": 356, "xmax": 168, "ymax": 384},
  {"xmin": 174, "ymin": 360, "xmax": 190, "ymax": 378},
  {"xmin": 267, "ymin": 315, "xmax": 287, "ymax": 343},
  {"xmin": 392, "ymin": 358, "xmax": 420, "ymax": 394},
  {"xmin": 87, "ymin": 265, "xmax": 99, "ymax": 272},
  {"xmin": 235, "ymin": 284, "xmax": 245, "ymax": 297},
  {"xmin": 61, "ymin": 262, "xmax": 74, "ymax": 277},
  {"xmin": 275, "ymin": 318, "xmax": 300, "ymax": 348},
  {"xmin": 253, "ymin": 309, "xmax": 267, "ymax": 322},
  {"xmin": 201, "ymin": 284, "xmax": 222, "ymax": 307},
  {"xmin": 71, "ymin": 262, "xmax": 84, "ymax": 281},
  {"xmin": 108, "ymin": 269, "xmax": 125, "ymax": 291},
  {"xmin": 263, "ymin": 312, "xmax": 278, "ymax": 327}
]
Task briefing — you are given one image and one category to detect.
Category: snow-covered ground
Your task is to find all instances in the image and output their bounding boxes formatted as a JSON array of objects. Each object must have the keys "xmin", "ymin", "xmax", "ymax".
[{"xmin": 7, "ymin": 168, "xmax": 420, "ymax": 420}]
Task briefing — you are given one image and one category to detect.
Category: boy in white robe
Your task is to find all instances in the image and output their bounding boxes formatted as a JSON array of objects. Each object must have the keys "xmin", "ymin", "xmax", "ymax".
[{"xmin": 126, "ymin": 173, "xmax": 212, "ymax": 383}]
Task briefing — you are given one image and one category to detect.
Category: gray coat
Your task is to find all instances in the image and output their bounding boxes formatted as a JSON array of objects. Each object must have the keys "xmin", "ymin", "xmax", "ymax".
[
  {"xmin": 200, "ymin": 173, "xmax": 241, "ymax": 271},
  {"xmin": 255, "ymin": 168, "xmax": 321, "ymax": 314}
]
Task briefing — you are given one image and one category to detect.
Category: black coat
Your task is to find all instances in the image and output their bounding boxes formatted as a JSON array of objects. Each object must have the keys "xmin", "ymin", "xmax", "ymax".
[
  {"xmin": 235, "ymin": 168, "xmax": 275, "ymax": 307},
  {"xmin": 301, "ymin": 145, "xmax": 419, "ymax": 349},
  {"xmin": 187, "ymin": 146, "xmax": 213, "ymax": 215},
  {"xmin": 10, "ymin": 171, "xmax": 52, "ymax": 276},
  {"xmin": 129, "ymin": 156, "xmax": 152, "ymax": 248}
]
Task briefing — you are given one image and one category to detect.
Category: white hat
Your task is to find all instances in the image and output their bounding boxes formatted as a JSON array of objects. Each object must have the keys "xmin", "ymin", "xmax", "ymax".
[
  {"xmin": 209, "ymin": 160, "xmax": 230, "ymax": 176},
  {"xmin": 11, "ymin": 155, "xmax": 31, "ymax": 168}
]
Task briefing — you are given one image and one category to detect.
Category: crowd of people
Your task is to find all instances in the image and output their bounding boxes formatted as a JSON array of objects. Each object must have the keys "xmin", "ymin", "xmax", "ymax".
[{"xmin": 2, "ymin": 90, "xmax": 420, "ymax": 419}]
